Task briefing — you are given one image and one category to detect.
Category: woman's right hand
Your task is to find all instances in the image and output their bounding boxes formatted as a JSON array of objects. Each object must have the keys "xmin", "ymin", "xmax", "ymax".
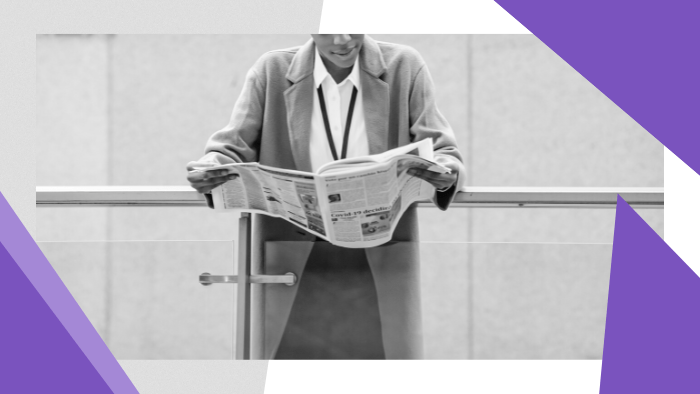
[{"xmin": 186, "ymin": 161, "xmax": 239, "ymax": 194}]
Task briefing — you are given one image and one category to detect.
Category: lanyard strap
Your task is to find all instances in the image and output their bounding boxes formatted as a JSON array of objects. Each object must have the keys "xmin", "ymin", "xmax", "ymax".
[{"xmin": 317, "ymin": 85, "xmax": 358, "ymax": 161}]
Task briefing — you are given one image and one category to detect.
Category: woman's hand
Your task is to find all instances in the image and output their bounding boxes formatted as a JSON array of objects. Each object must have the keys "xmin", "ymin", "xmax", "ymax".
[
  {"xmin": 186, "ymin": 161, "xmax": 238, "ymax": 194},
  {"xmin": 408, "ymin": 160, "xmax": 459, "ymax": 191}
]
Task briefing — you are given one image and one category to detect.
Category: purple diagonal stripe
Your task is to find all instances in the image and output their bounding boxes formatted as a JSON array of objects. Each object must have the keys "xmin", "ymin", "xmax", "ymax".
[
  {"xmin": 600, "ymin": 196, "xmax": 700, "ymax": 392},
  {"xmin": 0, "ymin": 193, "xmax": 138, "ymax": 394},
  {"xmin": 0, "ymin": 240, "xmax": 112, "ymax": 392},
  {"xmin": 494, "ymin": 0, "xmax": 700, "ymax": 175}
]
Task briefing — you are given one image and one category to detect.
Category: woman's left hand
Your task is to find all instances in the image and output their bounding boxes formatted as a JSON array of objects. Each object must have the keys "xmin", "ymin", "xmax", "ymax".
[{"xmin": 408, "ymin": 159, "xmax": 460, "ymax": 191}]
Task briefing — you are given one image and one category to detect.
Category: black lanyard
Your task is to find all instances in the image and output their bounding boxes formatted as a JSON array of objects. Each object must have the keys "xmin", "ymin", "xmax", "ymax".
[{"xmin": 317, "ymin": 85, "xmax": 358, "ymax": 161}]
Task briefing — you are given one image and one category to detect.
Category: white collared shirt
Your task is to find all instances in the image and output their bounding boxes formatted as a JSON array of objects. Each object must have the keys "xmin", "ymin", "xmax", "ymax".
[{"xmin": 310, "ymin": 48, "xmax": 369, "ymax": 172}]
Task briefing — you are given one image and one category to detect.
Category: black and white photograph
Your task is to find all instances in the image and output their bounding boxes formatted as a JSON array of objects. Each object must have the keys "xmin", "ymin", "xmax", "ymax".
[{"xmin": 36, "ymin": 34, "xmax": 663, "ymax": 361}]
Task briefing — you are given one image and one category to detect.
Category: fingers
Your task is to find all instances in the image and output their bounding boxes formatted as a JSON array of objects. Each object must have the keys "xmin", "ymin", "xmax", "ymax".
[
  {"xmin": 190, "ymin": 175, "xmax": 238, "ymax": 194},
  {"xmin": 191, "ymin": 175, "xmax": 237, "ymax": 188},
  {"xmin": 187, "ymin": 169, "xmax": 235, "ymax": 183},
  {"xmin": 187, "ymin": 171, "xmax": 239, "ymax": 194},
  {"xmin": 408, "ymin": 168, "xmax": 457, "ymax": 189},
  {"xmin": 194, "ymin": 182, "xmax": 226, "ymax": 194},
  {"xmin": 186, "ymin": 160, "xmax": 241, "ymax": 194},
  {"xmin": 186, "ymin": 161, "xmax": 216, "ymax": 172}
]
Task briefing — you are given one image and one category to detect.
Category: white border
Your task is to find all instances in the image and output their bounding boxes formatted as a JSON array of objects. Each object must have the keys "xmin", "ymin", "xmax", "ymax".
[
  {"xmin": 266, "ymin": 360, "xmax": 602, "ymax": 394},
  {"xmin": 664, "ymin": 147, "xmax": 700, "ymax": 275},
  {"xmin": 320, "ymin": 0, "xmax": 530, "ymax": 33}
]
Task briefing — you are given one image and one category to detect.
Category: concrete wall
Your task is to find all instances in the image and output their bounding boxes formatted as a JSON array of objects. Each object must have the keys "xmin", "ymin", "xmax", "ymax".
[{"xmin": 36, "ymin": 34, "xmax": 663, "ymax": 360}]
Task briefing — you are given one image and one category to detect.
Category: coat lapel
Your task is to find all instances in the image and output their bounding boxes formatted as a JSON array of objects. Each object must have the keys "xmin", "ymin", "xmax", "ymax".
[
  {"xmin": 361, "ymin": 75, "xmax": 390, "ymax": 155},
  {"xmin": 284, "ymin": 39, "xmax": 315, "ymax": 173},
  {"xmin": 359, "ymin": 37, "xmax": 389, "ymax": 155},
  {"xmin": 284, "ymin": 82, "xmax": 314, "ymax": 172}
]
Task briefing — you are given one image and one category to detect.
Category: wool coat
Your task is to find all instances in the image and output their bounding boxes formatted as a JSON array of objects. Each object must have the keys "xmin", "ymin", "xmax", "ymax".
[{"xmin": 201, "ymin": 36, "xmax": 466, "ymax": 359}]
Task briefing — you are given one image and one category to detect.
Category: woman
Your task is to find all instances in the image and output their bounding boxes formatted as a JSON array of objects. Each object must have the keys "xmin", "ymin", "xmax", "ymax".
[{"xmin": 187, "ymin": 34, "xmax": 465, "ymax": 359}]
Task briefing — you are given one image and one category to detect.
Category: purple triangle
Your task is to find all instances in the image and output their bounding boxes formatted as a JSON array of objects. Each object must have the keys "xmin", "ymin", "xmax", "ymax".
[
  {"xmin": 0, "ymin": 241, "xmax": 112, "ymax": 392},
  {"xmin": 600, "ymin": 196, "xmax": 700, "ymax": 392},
  {"xmin": 494, "ymin": 0, "xmax": 700, "ymax": 176},
  {"xmin": 0, "ymin": 193, "xmax": 138, "ymax": 393}
]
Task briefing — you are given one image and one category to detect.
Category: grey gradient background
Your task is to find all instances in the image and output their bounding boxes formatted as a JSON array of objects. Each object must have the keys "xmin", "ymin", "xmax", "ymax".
[
  {"xmin": 5, "ymin": 1, "xmax": 325, "ymax": 393},
  {"xmin": 35, "ymin": 33, "xmax": 662, "ymax": 366}
]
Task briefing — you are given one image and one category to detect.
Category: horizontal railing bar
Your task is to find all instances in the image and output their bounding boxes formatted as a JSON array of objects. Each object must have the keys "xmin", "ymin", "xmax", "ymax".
[
  {"xmin": 35, "ymin": 186, "xmax": 663, "ymax": 208},
  {"xmin": 199, "ymin": 273, "xmax": 297, "ymax": 286}
]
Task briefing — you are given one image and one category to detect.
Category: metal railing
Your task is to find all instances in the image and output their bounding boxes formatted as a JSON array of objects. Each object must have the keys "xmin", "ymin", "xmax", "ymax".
[
  {"xmin": 35, "ymin": 186, "xmax": 664, "ymax": 359},
  {"xmin": 36, "ymin": 186, "xmax": 664, "ymax": 208}
]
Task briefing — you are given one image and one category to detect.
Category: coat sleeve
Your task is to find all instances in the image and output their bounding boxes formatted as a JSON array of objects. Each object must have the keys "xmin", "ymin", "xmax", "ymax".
[
  {"xmin": 408, "ymin": 62, "xmax": 466, "ymax": 211},
  {"xmin": 199, "ymin": 64, "xmax": 266, "ymax": 165}
]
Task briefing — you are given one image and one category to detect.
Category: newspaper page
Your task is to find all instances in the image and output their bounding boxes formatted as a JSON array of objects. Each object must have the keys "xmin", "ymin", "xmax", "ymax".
[
  {"xmin": 321, "ymin": 156, "xmax": 437, "ymax": 248},
  {"xmin": 210, "ymin": 163, "xmax": 329, "ymax": 239},
  {"xmin": 202, "ymin": 139, "xmax": 448, "ymax": 248}
]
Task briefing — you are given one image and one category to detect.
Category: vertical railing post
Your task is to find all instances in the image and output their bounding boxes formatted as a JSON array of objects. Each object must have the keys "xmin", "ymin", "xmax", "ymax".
[
  {"xmin": 235, "ymin": 212, "xmax": 252, "ymax": 360},
  {"xmin": 250, "ymin": 218, "xmax": 264, "ymax": 360}
]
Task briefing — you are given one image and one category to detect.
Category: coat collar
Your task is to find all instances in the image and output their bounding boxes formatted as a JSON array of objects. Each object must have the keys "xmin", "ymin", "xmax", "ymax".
[
  {"xmin": 284, "ymin": 36, "xmax": 390, "ymax": 172},
  {"xmin": 285, "ymin": 39, "xmax": 314, "ymax": 84},
  {"xmin": 358, "ymin": 36, "xmax": 387, "ymax": 79}
]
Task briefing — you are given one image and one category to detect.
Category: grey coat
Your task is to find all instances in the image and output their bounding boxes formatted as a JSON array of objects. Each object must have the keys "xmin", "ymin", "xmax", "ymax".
[{"xmin": 202, "ymin": 36, "xmax": 465, "ymax": 359}]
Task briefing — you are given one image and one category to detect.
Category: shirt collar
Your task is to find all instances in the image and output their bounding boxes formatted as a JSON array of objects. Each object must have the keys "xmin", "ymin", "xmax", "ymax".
[{"xmin": 314, "ymin": 47, "xmax": 361, "ymax": 89}]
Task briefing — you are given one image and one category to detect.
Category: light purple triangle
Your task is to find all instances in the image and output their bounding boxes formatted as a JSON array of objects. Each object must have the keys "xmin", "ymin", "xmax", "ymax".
[
  {"xmin": 0, "ymin": 192, "xmax": 138, "ymax": 393},
  {"xmin": 600, "ymin": 196, "xmax": 700, "ymax": 392}
]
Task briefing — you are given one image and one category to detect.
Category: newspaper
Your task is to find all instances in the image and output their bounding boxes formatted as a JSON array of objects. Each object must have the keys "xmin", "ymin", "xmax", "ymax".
[{"xmin": 197, "ymin": 139, "xmax": 449, "ymax": 248}]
